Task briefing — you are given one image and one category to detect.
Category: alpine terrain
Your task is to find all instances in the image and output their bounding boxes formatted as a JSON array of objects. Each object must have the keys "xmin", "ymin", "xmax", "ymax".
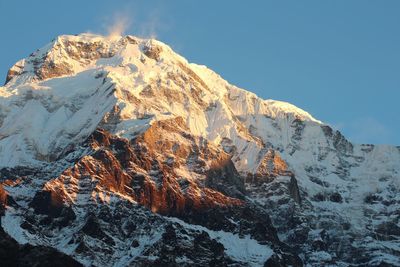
[{"xmin": 0, "ymin": 33, "xmax": 399, "ymax": 266}]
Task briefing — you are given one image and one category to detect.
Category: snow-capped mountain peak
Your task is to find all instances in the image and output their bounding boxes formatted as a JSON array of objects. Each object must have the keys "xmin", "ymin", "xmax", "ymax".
[
  {"xmin": 0, "ymin": 33, "xmax": 399, "ymax": 266},
  {"xmin": 1, "ymin": 33, "xmax": 320, "ymax": 171}
]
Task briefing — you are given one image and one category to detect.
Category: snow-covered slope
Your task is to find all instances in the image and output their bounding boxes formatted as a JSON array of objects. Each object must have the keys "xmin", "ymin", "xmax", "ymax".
[
  {"xmin": 0, "ymin": 33, "xmax": 399, "ymax": 266},
  {"xmin": 0, "ymin": 33, "xmax": 319, "ymax": 171}
]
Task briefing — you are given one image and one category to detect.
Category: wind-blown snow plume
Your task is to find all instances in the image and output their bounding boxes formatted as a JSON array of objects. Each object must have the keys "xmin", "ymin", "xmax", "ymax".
[
  {"xmin": 104, "ymin": 6, "xmax": 167, "ymax": 39},
  {"xmin": 107, "ymin": 13, "xmax": 132, "ymax": 37}
]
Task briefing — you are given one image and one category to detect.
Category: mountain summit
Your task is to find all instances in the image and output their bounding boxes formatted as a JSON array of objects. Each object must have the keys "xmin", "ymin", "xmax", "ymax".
[{"xmin": 0, "ymin": 33, "xmax": 399, "ymax": 266}]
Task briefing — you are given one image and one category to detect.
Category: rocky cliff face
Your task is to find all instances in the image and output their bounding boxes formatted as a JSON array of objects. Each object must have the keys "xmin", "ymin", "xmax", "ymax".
[{"xmin": 0, "ymin": 33, "xmax": 399, "ymax": 266}]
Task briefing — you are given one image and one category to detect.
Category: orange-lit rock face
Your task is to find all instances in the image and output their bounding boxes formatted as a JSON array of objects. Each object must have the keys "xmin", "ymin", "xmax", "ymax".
[
  {"xmin": 257, "ymin": 150, "xmax": 289, "ymax": 177},
  {"xmin": 246, "ymin": 149, "xmax": 292, "ymax": 185},
  {"xmin": 43, "ymin": 118, "xmax": 244, "ymax": 216},
  {"xmin": 0, "ymin": 185, "xmax": 8, "ymax": 211}
]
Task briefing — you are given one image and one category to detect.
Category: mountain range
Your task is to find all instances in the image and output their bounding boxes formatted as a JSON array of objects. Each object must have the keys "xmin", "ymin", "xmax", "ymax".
[{"xmin": 0, "ymin": 33, "xmax": 399, "ymax": 266}]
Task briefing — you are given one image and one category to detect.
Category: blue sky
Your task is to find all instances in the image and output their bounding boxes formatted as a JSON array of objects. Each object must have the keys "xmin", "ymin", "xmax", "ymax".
[{"xmin": 1, "ymin": 0, "xmax": 399, "ymax": 145}]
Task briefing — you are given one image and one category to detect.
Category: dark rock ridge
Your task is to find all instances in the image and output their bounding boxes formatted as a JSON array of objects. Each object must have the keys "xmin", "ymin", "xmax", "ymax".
[{"xmin": 0, "ymin": 225, "xmax": 82, "ymax": 267}]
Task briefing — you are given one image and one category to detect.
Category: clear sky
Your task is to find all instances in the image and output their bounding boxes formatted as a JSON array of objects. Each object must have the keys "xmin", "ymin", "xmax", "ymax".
[{"xmin": 1, "ymin": 0, "xmax": 399, "ymax": 145}]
